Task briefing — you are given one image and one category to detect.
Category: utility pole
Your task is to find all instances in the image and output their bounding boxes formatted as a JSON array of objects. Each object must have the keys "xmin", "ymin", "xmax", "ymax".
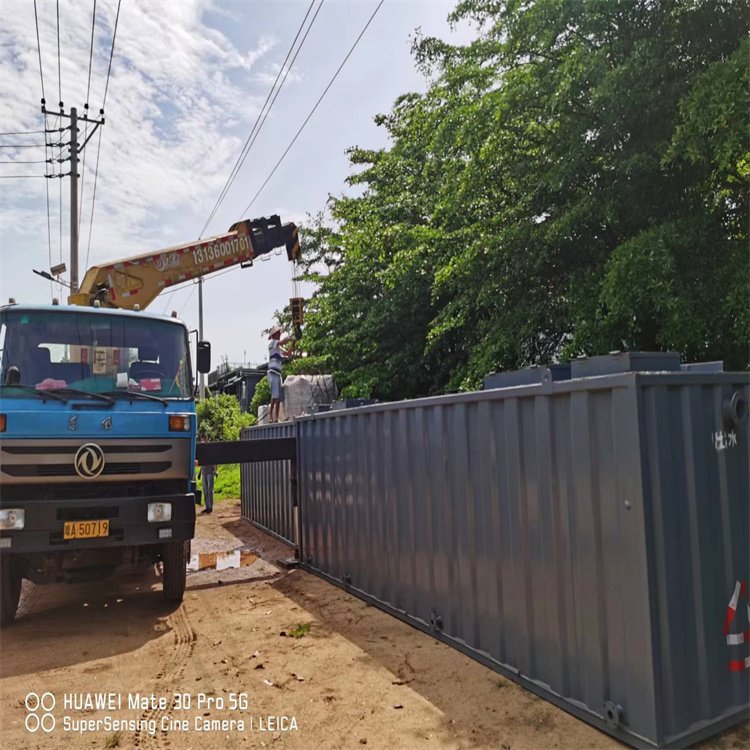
[
  {"xmin": 42, "ymin": 100, "xmax": 104, "ymax": 297},
  {"xmin": 69, "ymin": 107, "xmax": 79, "ymax": 293},
  {"xmin": 198, "ymin": 276, "xmax": 205, "ymax": 400}
]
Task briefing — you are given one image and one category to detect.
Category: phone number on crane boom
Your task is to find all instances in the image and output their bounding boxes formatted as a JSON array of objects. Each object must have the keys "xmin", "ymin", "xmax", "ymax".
[{"xmin": 192, "ymin": 236, "xmax": 250, "ymax": 266}]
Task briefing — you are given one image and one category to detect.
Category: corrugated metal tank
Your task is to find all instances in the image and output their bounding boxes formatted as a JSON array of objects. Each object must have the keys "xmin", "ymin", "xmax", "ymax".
[
  {"xmin": 240, "ymin": 422, "xmax": 296, "ymax": 546},
  {"xmin": 295, "ymin": 368, "xmax": 750, "ymax": 747}
]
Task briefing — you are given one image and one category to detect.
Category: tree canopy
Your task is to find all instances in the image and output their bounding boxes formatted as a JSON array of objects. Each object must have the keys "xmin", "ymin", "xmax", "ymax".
[
  {"xmin": 197, "ymin": 393, "xmax": 255, "ymax": 441},
  {"xmin": 294, "ymin": 0, "xmax": 749, "ymax": 400}
]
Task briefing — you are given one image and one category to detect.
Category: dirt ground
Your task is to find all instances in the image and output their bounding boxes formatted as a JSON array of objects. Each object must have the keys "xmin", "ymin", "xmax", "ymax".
[{"xmin": 0, "ymin": 500, "xmax": 747, "ymax": 750}]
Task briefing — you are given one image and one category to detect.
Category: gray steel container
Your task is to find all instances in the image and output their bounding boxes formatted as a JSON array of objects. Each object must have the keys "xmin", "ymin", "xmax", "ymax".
[
  {"xmin": 570, "ymin": 351, "xmax": 681, "ymax": 378},
  {"xmin": 484, "ymin": 363, "xmax": 571, "ymax": 389},
  {"xmin": 240, "ymin": 422, "xmax": 297, "ymax": 546},
  {"xmin": 296, "ymin": 371, "xmax": 750, "ymax": 747}
]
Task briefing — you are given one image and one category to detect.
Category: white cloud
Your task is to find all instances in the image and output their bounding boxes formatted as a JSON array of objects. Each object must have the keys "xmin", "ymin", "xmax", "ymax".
[
  {"xmin": 0, "ymin": 0, "xmax": 468, "ymax": 363},
  {"xmin": 253, "ymin": 61, "xmax": 304, "ymax": 88},
  {"xmin": 0, "ymin": 0, "xmax": 276, "ymax": 266}
]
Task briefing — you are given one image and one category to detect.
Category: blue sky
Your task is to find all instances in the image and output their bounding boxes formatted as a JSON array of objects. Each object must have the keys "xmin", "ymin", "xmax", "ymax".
[{"xmin": 0, "ymin": 0, "xmax": 472, "ymax": 365}]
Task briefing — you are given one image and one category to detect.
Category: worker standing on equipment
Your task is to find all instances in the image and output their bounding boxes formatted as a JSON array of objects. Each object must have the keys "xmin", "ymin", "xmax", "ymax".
[{"xmin": 267, "ymin": 325, "xmax": 292, "ymax": 423}]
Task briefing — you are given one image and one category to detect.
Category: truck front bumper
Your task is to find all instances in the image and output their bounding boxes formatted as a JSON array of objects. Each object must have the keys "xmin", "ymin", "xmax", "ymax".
[{"xmin": 0, "ymin": 493, "xmax": 196, "ymax": 554}]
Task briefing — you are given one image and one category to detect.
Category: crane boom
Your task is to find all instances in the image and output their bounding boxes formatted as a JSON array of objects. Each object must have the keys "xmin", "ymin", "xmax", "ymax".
[{"xmin": 68, "ymin": 215, "xmax": 300, "ymax": 310}]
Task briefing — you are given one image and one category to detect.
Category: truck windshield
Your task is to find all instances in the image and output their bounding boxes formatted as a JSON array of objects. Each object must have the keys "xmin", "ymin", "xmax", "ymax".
[{"xmin": 0, "ymin": 309, "xmax": 192, "ymax": 399}]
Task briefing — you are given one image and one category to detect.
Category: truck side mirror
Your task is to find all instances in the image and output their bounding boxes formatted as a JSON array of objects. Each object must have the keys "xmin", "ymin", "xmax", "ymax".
[{"xmin": 197, "ymin": 341, "xmax": 211, "ymax": 374}]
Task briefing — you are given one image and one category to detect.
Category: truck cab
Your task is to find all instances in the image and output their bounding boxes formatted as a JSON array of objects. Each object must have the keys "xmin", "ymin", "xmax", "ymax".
[{"xmin": 0, "ymin": 303, "xmax": 202, "ymax": 625}]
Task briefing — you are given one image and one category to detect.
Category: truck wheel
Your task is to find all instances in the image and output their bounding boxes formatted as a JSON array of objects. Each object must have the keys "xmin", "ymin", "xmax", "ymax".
[
  {"xmin": 0, "ymin": 557, "xmax": 22, "ymax": 627},
  {"xmin": 162, "ymin": 541, "xmax": 188, "ymax": 602}
]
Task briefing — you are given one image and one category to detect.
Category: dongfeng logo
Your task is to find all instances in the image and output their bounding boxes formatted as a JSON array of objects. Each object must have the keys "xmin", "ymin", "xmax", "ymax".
[{"xmin": 74, "ymin": 444, "xmax": 105, "ymax": 478}]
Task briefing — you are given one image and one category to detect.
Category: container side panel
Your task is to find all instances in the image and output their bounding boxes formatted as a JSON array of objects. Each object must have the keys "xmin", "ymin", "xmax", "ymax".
[
  {"xmin": 569, "ymin": 390, "xmax": 607, "ymax": 711},
  {"xmin": 535, "ymin": 394, "xmax": 565, "ymax": 693},
  {"xmin": 473, "ymin": 399, "xmax": 499, "ymax": 657},
  {"xmin": 412, "ymin": 407, "xmax": 432, "ymax": 623},
  {"xmin": 639, "ymin": 379, "xmax": 750, "ymax": 745},
  {"xmin": 610, "ymin": 385, "xmax": 659, "ymax": 741},
  {"xmin": 296, "ymin": 374, "xmax": 749, "ymax": 747},
  {"xmin": 552, "ymin": 394, "xmax": 578, "ymax": 699},
  {"xmin": 239, "ymin": 423, "xmax": 296, "ymax": 545}
]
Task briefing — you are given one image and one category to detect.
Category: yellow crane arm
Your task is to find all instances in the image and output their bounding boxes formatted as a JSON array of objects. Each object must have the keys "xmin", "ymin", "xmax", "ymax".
[{"xmin": 69, "ymin": 215, "xmax": 300, "ymax": 310}]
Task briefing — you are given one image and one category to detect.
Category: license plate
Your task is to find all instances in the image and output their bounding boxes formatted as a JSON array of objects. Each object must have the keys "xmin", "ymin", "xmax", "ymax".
[{"xmin": 63, "ymin": 519, "xmax": 110, "ymax": 540}]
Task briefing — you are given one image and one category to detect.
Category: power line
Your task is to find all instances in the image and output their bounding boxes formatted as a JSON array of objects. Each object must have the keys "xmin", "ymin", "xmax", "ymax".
[
  {"xmin": 35, "ymin": 0, "xmax": 54, "ymax": 299},
  {"xmin": 177, "ymin": 284, "xmax": 197, "ymax": 317},
  {"xmin": 58, "ymin": 136, "xmax": 62, "ymax": 266},
  {"xmin": 33, "ymin": 0, "xmax": 46, "ymax": 101},
  {"xmin": 242, "ymin": 0, "xmax": 385, "ymax": 217},
  {"xmin": 172, "ymin": 263, "xmax": 243, "ymax": 318},
  {"xmin": 84, "ymin": 127, "xmax": 103, "ymax": 269},
  {"xmin": 0, "ymin": 129, "xmax": 47, "ymax": 136},
  {"xmin": 0, "ymin": 144, "xmax": 46, "ymax": 148},
  {"xmin": 0, "ymin": 175, "xmax": 47, "ymax": 179},
  {"xmin": 102, "ymin": 0, "xmax": 122, "ymax": 110},
  {"xmin": 85, "ymin": 0, "xmax": 97, "ymax": 104},
  {"xmin": 199, "ymin": 0, "xmax": 320, "ymax": 238},
  {"xmin": 83, "ymin": 0, "xmax": 121, "ymax": 268},
  {"xmin": 162, "ymin": 262, "xmax": 242, "ymax": 311},
  {"xmin": 79, "ymin": 0, "xmax": 97, "ymax": 231},
  {"xmin": 78, "ymin": 146, "xmax": 87, "ymax": 229},
  {"xmin": 161, "ymin": 288, "xmax": 178, "ymax": 314},
  {"xmin": 223, "ymin": 0, "xmax": 325, "ymax": 220},
  {"xmin": 203, "ymin": 266, "xmax": 238, "ymax": 283},
  {"xmin": 56, "ymin": 0, "xmax": 62, "ymax": 105},
  {"xmin": 54, "ymin": 0, "xmax": 66, "ymax": 293},
  {"xmin": 46, "ymin": 170, "xmax": 53, "ymax": 297},
  {"xmin": 46, "ymin": 112, "xmax": 62, "ymax": 299},
  {"xmin": 0, "ymin": 160, "xmax": 48, "ymax": 164}
]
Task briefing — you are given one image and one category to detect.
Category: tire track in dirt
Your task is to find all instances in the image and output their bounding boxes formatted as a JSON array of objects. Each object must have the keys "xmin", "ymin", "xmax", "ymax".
[{"xmin": 133, "ymin": 604, "xmax": 196, "ymax": 749}]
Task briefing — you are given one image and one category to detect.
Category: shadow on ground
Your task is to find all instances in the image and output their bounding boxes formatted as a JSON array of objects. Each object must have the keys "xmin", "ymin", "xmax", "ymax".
[{"xmin": 0, "ymin": 567, "xmax": 176, "ymax": 678}]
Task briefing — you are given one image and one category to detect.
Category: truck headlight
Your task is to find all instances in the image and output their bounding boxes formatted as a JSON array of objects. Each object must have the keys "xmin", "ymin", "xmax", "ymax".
[
  {"xmin": 147, "ymin": 502, "xmax": 172, "ymax": 522},
  {"xmin": 0, "ymin": 509, "xmax": 25, "ymax": 530}
]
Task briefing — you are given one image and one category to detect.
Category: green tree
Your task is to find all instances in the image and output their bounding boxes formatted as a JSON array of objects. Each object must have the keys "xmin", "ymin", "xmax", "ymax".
[
  {"xmin": 249, "ymin": 377, "xmax": 270, "ymax": 417},
  {"xmin": 296, "ymin": 0, "xmax": 749, "ymax": 397},
  {"xmin": 196, "ymin": 393, "xmax": 255, "ymax": 441},
  {"xmin": 197, "ymin": 393, "xmax": 256, "ymax": 502}
]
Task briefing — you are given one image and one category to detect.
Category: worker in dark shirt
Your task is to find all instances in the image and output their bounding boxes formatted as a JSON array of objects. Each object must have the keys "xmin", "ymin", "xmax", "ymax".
[{"xmin": 197, "ymin": 436, "xmax": 217, "ymax": 515}]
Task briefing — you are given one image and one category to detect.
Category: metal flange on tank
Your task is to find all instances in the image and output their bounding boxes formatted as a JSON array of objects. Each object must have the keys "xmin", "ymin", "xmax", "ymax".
[
  {"xmin": 603, "ymin": 701, "xmax": 623, "ymax": 730},
  {"xmin": 723, "ymin": 391, "xmax": 748, "ymax": 429}
]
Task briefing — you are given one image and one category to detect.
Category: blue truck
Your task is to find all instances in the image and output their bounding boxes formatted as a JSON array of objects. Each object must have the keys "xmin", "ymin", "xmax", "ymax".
[
  {"xmin": 0, "ymin": 216, "xmax": 300, "ymax": 625},
  {"xmin": 0, "ymin": 302, "xmax": 210, "ymax": 625}
]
